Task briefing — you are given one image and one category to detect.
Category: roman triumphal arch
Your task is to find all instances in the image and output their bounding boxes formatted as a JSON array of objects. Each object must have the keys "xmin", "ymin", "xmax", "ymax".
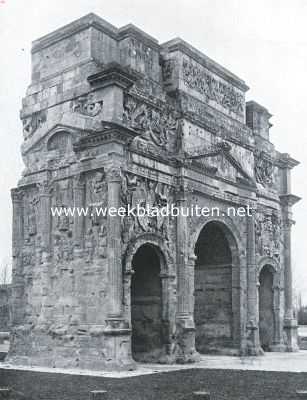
[{"xmin": 9, "ymin": 13, "xmax": 300, "ymax": 370}]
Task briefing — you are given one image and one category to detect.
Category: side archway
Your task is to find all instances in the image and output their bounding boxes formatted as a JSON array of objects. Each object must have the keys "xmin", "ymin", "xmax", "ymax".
[
  {"xmin": 123, "ymin": 234, "xmax": 175, "ymax": 362},
  {"xmin": 257, "ymin": 258, "xmax": 281, "ymax": 351}
]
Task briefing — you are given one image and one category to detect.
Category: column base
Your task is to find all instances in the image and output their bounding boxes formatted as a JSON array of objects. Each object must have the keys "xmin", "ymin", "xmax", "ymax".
[
  {"xmin": 246, "ymin": 321, "xmax": 264, "ymax": 356},
  {"xmin": 175, "ymin": 315, "xmax": 200, "ymax": 363},
  {"xmin": 269, "ymin": 343, "xmax": 287, "ymax": 352},
  {"xmin": 284, "ymin": 318, "xmax": 299, "ymax": 352},
  {"xmin": 103, "ymin": 317, "xmax": 136, "ymax": 370}
]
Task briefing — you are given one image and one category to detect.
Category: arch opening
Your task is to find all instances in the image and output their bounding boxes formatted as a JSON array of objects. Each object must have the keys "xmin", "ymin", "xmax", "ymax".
[
  {"xmin": 259, "ymin": 265, "xmax": 275, "ymax": 351},
  {"xmin": 194, "ymin": 221, "xmax": 235, "ymax": 353},
  {"xmin": 130, "ymin": 243, "xmax": 163, "ymax": 362}
]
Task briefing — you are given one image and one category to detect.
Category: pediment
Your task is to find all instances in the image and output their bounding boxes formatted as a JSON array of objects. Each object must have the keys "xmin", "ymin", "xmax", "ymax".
[
  {"xmin": 185, "ymin": 141, "xmax": 256, "ymax": 186},
  {"xmin": 21, "ymin": 124, "xmax": 87, "ymax": 156}
]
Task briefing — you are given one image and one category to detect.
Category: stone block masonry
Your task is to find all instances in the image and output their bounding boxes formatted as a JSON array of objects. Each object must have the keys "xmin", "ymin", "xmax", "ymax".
[
  {"xmin": 0, "ymin": 285, "xmax": 11, "ymax": 333},
  {"xmin": 8, "ymin": 13, "xmax": 300, "ymax": 370}
]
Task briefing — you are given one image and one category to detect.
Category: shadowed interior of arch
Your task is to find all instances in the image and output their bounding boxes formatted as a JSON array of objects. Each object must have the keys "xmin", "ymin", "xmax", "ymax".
[
  {"xmin": 131, "ymin": 244, "xmax": 163, "ymax": 362},
  {"xmin": 194, "ymin": 221, "xmax": 235, "ymax": 353},
  {"xmin": 259, "ymin": 265, "xmax": 275, "ymax": 351}
]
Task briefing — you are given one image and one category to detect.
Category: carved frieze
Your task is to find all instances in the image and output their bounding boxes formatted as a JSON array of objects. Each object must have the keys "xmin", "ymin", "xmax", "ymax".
[
  {"xmin": 22, "ymin": 110, "xmax": 47, "ymax": 141},
  {"xmin": 182, "ymin": 58, "xmax": 245, "ymax": 116},
  {"xmin": 72, "ymin": 94, "xmax": 103, "ymax": 117},
  {"xmin": 179, "ymin": 93, "xmax": 253, "ymax": 148}
]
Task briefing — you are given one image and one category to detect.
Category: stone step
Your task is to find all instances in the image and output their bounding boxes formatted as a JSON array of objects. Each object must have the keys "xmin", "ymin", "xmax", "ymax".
[
  {"xmin": 90, "ymin": 390, "xmax": 108, "ymax": 400},
  {"xmin": 193, "ymin": 391, "xmax": 211, "ymax": 399}
]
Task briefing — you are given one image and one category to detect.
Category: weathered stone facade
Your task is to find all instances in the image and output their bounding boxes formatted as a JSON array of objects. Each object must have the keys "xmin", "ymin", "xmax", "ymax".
[
  {"xmin": 0, "ymin": 285, "xmax": 11, "ymax": 332},
  {"xmin": 9, "ymin": 13, "xmax": 300, "ymax": 370}
]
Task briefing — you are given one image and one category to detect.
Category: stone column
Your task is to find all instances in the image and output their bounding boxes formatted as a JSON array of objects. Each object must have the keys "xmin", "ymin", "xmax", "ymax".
[
  {"xmin": 10, "ymin": 188, "xmax": 24, "ymax": 326},
  {"xmin": 73, "ymin": 173, "xmax": 85, "ymax": 256},
  {"xmin": 11, "ymin": 188, "xmax": 24, "ymax": 261},
  {"xmin": 175, "ymin": 181, "xmax": 199, "ymax": 363},
  {"xmin": 37, "ymin": 181, "xmax": 52, "ymax": 254},
  {"xmin": 160, "ymin": 271, "xmax": 177, "ymax": 362},
  {"xmin": 271, "ymin": 283, "xmax": 285, "ymax": 351},
  {"xmin": 106, "ymin": 167, "xmax": 123, "ymax": 319},
  {"xmin": 277, "ymin": 154, "xmax": 300, "ymax": 351},
  {"xmin": 103, "ymin": 167, "xmax": 134, "ymax": 369},
  {"xmin": 246, "ymin": 209, "xmax": 262, "ymax": 355},
  {"xmin": 282, "ymin": 211, "xmax": 299, "ymax": 351}
]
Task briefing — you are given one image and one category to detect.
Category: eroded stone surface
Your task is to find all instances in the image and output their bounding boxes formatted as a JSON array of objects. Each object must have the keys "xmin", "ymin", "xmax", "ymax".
[{"xmin": 9, "ymin": 13, "xmax": 300, "ymax": 370}]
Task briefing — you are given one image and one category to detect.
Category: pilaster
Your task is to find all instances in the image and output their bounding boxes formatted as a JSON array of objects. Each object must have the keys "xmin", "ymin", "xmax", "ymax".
[
  {"xmin": 103, "ymin": 166, "xmax": 135, "ymax": 369},
  {"xmin": 246, "ymin": 208, "xmax": 263, "ymax": 355},
  {"xmin": 175, "ymin": 177, "xmax": 200, "ymax": 363},
  {"xmin": 73, "ymin": 173, "xmax": 85, "ymax": 256}
]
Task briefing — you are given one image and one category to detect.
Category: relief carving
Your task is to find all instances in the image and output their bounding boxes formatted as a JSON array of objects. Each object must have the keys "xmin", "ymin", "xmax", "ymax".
[
  {"xmin": 72, "ymin": 94, "xmax": 103, "ymax": 117},
  {"xmin": 53, "ymin": 231, "xmax": 74, "ymax": 263},
  {"xmin": 255, "ymin": 211, "xmax": 281, "ymax": 259},
  {"xmin": 126, "ymin": 38, "xmax": 154, "ymax": 71},
  {"xmin": 88, "ymin": 170, "xmax": 107, "ymax": 226},
  {"xmin": 84, "ymin": 228, "xmax": 95, "ymax": 263},
  {"xmin": 22, "ymin": 110, "xmax": 47, "ymax": 140},
  {"xmin": 185, "ymin": 140, "xmax": 254, "ymax": 185},
  {"xmin": 182, "ymin": 58, "xmax": 245, "ymax": 116},
  {"xmin": 161, "ymin": 58, "xmax": 174, "ymax": 81},
  {"xmin": 27, "ymin": 198, "xmax": 38, "ymax": 237},
  {"xmin": 121, "ymin": 173, "xmax": 172, "ymax": 242},
  {"xmin": 254, "ymin": 151, "xmax": 275, "ymax": 186},
  {"xmin": 123, "ymin": 95, "xmax": 178, "ymax": 152},
  {"xmin": 97, "ymin": 224, "xmax": 107, "ymax": 258},
  {"xmin": 180, "ymin": 93, "xmax": 253, "ymax": 147}
]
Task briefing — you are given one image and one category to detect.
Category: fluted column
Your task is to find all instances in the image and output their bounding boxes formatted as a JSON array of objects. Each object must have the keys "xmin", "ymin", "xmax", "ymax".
[
  {"xmin": 103, "ymin": 166, "xmax": 133, "ymax": 369},
  {"xmin": 176, "ymin": 189, "xmax": 190, "ymax": 316},
  {"xmin": 282, "ymin": 211, "xmax": 299, "ymax": 351},
  {"xmin": 246, "ymin": 208, "xmax": 262, "ymax": 355},
  {"xmin": 175, "ymin": 180, "xmax": 199, "ymax": 363},
  {"xmin": 10, "ymin": 188, "xmax": 24, "ymax": 326},
  {"xmin": 73, "ymin": 173, "xmax": 85, "ymax": 255},
  {"xmin": 283, "ymin": 217, "xmax": 294, "ymax": 320},
  {"xmin": 11, "ymin": 188, "xmax": 24, "ymax": 260},
  {"xmin": 271, "ymin": 283, "xmax": 285, "ymax": 350},
  {"xmin": 37, "ymin": 181, "xmax": 52, "ymax": 253},
  {"xmin": 278, "ymin": 154, "xmax": 300, "ymax": 351},
  {"xmin": 106, "ymin": 167, "xmax": 123, "ymax": 318}
]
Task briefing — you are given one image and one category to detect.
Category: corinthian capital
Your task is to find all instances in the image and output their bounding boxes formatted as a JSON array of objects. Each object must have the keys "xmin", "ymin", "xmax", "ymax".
[
  {"xmin": 11, "ymin": 188, "xmax": 24, "ymax": 202},
  {"xmin": 106, "ymin": 167, "xmax": 122, "ymax": 182},
  {"xmin": 37, "ymin": 180, "xmax": 52, "ymax": 196},
  {"xmin": 283, "ymin": 217, "xmax": 295, "ymax": 229}
]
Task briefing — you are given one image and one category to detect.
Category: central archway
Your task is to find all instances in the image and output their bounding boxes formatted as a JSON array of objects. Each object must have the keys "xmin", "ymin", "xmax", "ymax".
[
  {"xmin": 194, "ymin": 221, "xmax": 239, "ymax": 354},
  {"xmin": 130, "ymin": 244, "xmax": 163, "ymax": 362}
]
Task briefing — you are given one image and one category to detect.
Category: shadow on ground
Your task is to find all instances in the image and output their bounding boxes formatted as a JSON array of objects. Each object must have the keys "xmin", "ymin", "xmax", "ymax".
[{"xmin": 1, "ymin": 368, "xmax": 307, "ymax": 400}]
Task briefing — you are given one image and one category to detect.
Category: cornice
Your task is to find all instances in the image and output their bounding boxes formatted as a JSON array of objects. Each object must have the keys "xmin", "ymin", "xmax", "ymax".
[
  {"xmin": 279, "ymin": 193, "xmax": 301, "ymax": 207},
  {"xmin": 32, "ymin": 13, "xmax": 160, "ymax": 55},
  {"xmin": 32, "ymin": 13, "xmax": 119, "ymax": 54},
  {"xmin": 276, "ymin": 153, "xmax": 300, "ymax": 169},
  {"xmin": 73, "ymin": 121, "xmax": 138, "ymax": 151},
  {"xmin": 87, "ymin": 62, "xmax": 141, "ymax": 89},
  {"xmin": 161, "ymin": 38, "xmax": 249, "ymax": 92}
]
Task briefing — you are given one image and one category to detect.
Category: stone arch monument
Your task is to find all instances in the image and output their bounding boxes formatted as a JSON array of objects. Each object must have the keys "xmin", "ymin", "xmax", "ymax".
[{"xmin": 9, "ymin": 13, "xmax": 300, "ymax": 370}]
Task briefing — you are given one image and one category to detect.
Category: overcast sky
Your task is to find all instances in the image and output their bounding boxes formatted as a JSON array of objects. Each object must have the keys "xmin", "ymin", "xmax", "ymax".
[{"xmin": 0, "ymin": 0, "xmax": 306, "ymax": 300}]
